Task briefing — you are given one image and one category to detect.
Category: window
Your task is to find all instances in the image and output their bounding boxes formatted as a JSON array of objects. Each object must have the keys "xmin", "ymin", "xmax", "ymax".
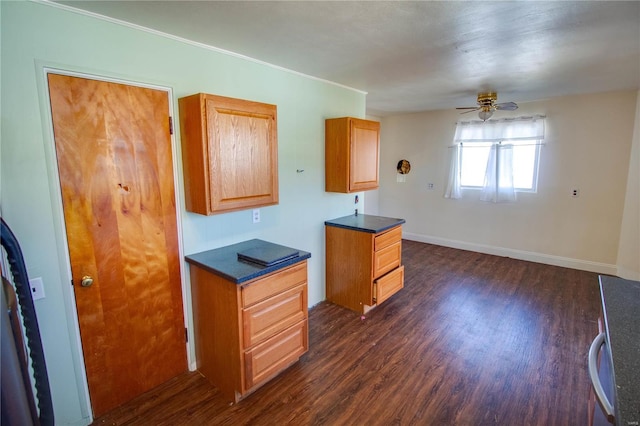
[
  {"xmin": 445, "ymin": 115, "xmax": 545, "ymax": 202},
  {"xmin": 460, "ymin": 141, "xmax": 541, "ymax": 190}
]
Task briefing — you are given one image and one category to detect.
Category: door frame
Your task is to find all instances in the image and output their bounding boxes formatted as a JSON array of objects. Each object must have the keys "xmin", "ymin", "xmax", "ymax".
[{"xmin": 37, "ymin": 65, "xmax": 192, "ymax": 421}]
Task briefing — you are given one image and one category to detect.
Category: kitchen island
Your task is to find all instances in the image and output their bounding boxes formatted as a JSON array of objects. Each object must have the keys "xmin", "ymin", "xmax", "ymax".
[{"xmin": 325, "ymin": 214, "xmax": 406, "ymax": 314}]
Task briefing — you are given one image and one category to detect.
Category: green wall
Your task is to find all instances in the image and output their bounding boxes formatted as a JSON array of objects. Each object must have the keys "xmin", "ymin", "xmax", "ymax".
[{"xmin": 1, "ymin": 1, "xmax": 366, "ymax": 424}]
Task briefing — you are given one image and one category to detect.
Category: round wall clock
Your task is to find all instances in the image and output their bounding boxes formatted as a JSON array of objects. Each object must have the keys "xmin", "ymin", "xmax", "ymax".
[{"xmin": 397, "ymin": 159, "xmax": 411, "ymax": 174}]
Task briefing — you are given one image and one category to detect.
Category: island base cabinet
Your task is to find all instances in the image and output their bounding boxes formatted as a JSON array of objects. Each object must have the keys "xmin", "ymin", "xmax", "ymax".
[{"xmin": 326, "ymin": 224, "xmax": 403, "ymax": 314}]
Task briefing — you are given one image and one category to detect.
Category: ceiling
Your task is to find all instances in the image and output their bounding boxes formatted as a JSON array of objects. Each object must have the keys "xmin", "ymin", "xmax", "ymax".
[{"xmin": 54, "ymin": 1, "xmax": 640, "ymax": 116}]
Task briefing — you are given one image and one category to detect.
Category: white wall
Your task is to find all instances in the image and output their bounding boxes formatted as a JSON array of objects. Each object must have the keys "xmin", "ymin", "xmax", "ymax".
[
  {"xmin": 616, "ymin": 91, "xmax": 640, "ymax": 280},
  {"xmin": 1, "ymin": 2, "xmax": 365, "ymax": 424},
  {"xmin": 377, "ymin": 91, "xmax": 638, "ymax": 273}
]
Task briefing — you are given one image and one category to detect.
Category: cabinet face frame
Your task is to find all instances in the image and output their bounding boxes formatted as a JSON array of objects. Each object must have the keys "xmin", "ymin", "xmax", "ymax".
[{"xmin": 179, "ymin": 93, "xmax": 279, "ymax": 215}]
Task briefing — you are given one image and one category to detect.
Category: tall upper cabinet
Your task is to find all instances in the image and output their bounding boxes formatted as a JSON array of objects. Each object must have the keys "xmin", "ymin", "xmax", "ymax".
[
  {"xmin": 178, "ymin": 93, "xmax": 278, "ymax": 215},
  {"xmin": 325, "ymin": 117, "xmax": 380, "ymax": 193}
]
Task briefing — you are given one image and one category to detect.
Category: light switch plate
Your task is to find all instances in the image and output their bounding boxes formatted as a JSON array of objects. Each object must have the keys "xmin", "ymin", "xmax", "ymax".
[{"xmin": 29, "ymin": 277, "xmax": 45, "ymax": 300}]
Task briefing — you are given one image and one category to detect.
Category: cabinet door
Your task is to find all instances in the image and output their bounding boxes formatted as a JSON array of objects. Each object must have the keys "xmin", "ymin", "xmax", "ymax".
[
  {"xmin": 349, "ymin": 119, "xmax": 380, "ymax": 192},
  {"xmin": 179, "ymin": 93, "xmax": 278, "ymax": 215}
]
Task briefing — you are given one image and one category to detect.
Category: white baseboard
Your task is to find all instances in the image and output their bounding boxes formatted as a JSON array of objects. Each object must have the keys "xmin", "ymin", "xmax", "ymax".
[
  {"xmin": 616, "ymin": 266, "xmax": 640, "ymax": 281},
  {"xmin": 402, "ymin": 232, "xmax": 618, "ymax": 276}
]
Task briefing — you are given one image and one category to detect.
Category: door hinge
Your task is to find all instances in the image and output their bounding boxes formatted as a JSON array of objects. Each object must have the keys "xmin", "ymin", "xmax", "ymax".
[
  {"xmin": 185, "ymin": 327, "xmax": 188, "ymax": 343},
  {"xmin": 169, "ymin": 116, "xmax": 174, "ymax": 135}
]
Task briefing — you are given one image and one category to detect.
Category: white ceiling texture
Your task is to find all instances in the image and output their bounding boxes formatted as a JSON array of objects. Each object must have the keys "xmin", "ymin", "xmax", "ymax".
[{"xmin": 54, "ymin": 1, "xmax": 640, "ymax": 116}]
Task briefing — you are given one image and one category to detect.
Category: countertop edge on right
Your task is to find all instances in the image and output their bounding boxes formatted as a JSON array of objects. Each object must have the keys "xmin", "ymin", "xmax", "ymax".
[{"xmin": 325, "ymin": 214, "xmax": 405, "ymax": 234}]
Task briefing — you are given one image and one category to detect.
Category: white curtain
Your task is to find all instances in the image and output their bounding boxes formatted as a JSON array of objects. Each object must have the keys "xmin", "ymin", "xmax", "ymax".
[
  {"xmin": 444, "ymin": 144, "xmax": 462, "ymax": 199},
  {"xmin": 480, "ymin": 144, "xmax": 515, "ymax": 202},
  {"xmin": 453, "ymin": 115, "xmax": 546, "ymax": 143},
  {"xmin": 445, "ymin": 115, "xmax": 545, "ymax": 202}
]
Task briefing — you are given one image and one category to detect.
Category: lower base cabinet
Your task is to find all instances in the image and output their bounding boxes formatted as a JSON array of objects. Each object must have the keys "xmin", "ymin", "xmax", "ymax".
[
  {"xmin": 326, "ymin": 224, "xmax": 404, "ymax": 314},
  {"xmin": 190, "ymin": 261, "xmax": 309, "ymax": 402}
]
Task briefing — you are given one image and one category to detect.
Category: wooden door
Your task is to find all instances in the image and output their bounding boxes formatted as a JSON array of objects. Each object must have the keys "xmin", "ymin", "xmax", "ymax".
[{"xmin": 47, "ymin": 73, "xmax": 187, "ymax": 417}]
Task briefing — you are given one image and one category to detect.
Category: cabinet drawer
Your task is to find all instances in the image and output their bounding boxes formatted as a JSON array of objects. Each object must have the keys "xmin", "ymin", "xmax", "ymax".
[
  {"xmin": 244, "ymin": 320, "xmax": 308, "ymax": 390},
  {"xmin": 242, "ymin": 262, "xmax": 307, "ymax": 308},
  {"xmin": 374, "ymin": 265, "xmax": 404, "ymax": 305},
  {"xmin": 373, "ymin": 241, "xmax": 401, "ymax": 278},
  {"xmin": 242, "ymin": 284, "xmax": 307, "ymax": 348},
  {"xmin": 374, "ymin": 226, "xmax": 402, "ymax": 251}
]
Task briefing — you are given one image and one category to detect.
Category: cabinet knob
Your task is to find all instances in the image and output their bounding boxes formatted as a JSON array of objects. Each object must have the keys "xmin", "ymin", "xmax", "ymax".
[{"xmin": 80, "ymin": 275, "xmax": 94, "ymax": 287}]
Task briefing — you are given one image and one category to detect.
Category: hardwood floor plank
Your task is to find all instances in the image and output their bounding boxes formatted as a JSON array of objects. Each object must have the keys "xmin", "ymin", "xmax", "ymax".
[{"xmin": 92, "ymin": 240, "xmax": 601, "ymax": 425}]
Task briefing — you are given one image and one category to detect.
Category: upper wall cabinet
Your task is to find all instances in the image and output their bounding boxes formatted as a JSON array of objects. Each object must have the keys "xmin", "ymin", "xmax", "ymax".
[
  {"xmin": 325, "ymin": 117, "xmax": 380, "ymax": 193},
  {"xmin": 178, "ymin": 93, "xmax": 278, "ymax": 215}
]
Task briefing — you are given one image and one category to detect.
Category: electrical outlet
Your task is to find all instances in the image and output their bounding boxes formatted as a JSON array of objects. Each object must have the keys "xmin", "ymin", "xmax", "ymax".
[
  {"xmin": 29, "ymin": 277, "xmax": 45, "ymax": 300},
  {"xmin": 252, "ymin": 209, "xmax": 261, "ymax": 223},
  {"xmin": 571, "ymin": 188, "xmax": 580, "ymax": 198},
  {"xmin": 427, "ymin": 183, "xmax": 435, "ymax": 190}
]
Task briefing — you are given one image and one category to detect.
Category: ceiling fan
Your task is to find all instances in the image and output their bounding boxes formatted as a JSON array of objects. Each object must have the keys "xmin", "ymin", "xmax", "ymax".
[{"xmin": 456, "ymin": 92, "xmax": 518, "ymax": 121}]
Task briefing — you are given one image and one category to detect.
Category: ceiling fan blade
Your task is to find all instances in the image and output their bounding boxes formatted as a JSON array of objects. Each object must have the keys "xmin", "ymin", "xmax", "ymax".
[
  {"xmin": 495, "ymin": 102, "xmax": 518, "ymax": 111},
  {"xmin": 456, "ymin": 107, "xmax": 479, "ymax": 110},
  {"xmin": 460, "ymin": 108, "xmax": 480, "ymax": 114}
]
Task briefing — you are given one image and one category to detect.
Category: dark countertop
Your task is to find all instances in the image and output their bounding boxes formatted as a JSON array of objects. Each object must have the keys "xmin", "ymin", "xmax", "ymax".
[
  {"xmin": 185, "ymin": 239, "xmax": 311, "ymax": 284},
  {"xmin": 325, "ymin": 214, "xmax": 405, "ymax": 234},
  {"xmin": 599, "ymin": 275, "xmax": 640, "ymax": 426}
]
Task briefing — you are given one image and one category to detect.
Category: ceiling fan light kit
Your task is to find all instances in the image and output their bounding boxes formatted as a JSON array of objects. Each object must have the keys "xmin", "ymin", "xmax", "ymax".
[
  {"xmin": 478, "ymin": 108, "xmax": 494, "ymax": 121},
  {"xmin": 457, "ymin": 91, "xmax": 518, "ymax": 121}
]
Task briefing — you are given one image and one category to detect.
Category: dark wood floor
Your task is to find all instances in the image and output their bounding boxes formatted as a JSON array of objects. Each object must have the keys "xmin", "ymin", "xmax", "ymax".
[{"xmin": 92, "ymin": 240, "xmax": 602, "ymax": 425}]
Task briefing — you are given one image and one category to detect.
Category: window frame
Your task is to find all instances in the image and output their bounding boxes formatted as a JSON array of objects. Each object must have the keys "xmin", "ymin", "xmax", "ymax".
[{"xmin": 459, "ymin": 139, "xmax": 542, "ymax": 193}]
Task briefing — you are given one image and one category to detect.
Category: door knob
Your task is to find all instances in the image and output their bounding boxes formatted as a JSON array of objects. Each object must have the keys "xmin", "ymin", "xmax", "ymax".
[{"xmin": 80, "ymin": 275, "xmax": 94, "ymax": 287}]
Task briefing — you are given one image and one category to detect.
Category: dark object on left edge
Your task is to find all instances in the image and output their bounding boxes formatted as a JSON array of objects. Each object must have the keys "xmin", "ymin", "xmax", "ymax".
[{"xmin": 1, "ymin": 218, "xmax": 55, "ymax": 426}]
